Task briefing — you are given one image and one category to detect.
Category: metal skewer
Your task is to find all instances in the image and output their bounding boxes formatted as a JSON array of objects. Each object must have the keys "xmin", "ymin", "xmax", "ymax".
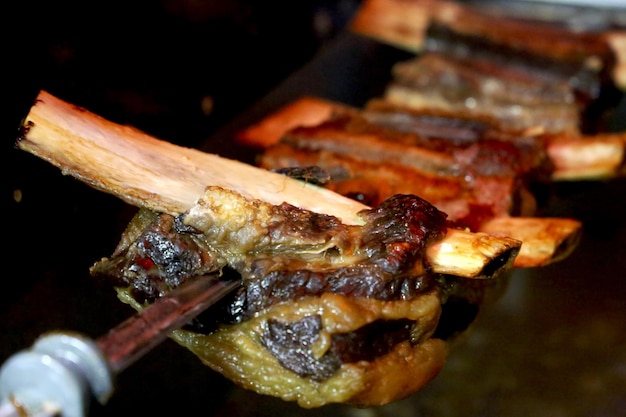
[{"xmin": 0, "ymin": 275, "xmax": 241, "ymax": 417}]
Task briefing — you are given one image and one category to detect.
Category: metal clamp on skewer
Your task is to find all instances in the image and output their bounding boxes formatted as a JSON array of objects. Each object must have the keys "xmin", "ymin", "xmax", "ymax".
[
  {"xmin": 0, "ymin": 276, "xmax": 240, "ymax": 417},
  {"xmin": 0, "ymin": 332, "xmax": 112, "ymax": 417}
]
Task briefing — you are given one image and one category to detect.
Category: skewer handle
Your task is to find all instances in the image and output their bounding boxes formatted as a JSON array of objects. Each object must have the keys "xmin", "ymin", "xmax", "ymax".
[{"xmin": 0, "ymin": 276, "xmax": 240, "ymax": 417}]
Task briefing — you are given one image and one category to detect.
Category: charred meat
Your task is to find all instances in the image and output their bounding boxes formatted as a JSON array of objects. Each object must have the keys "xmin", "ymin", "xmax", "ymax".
[{"xmin": 90, "ymin": 189, "xmax": 497, "ymax": 407}]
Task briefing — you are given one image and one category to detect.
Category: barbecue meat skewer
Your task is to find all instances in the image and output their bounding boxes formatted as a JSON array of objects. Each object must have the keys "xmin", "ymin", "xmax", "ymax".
[
  {"xmin": 16, "ymin": 90, "xmax": 522, "ymax": 407},
  {"xmin": 18, "ymin": 91, "xmax": 520, "ymax": 278}
]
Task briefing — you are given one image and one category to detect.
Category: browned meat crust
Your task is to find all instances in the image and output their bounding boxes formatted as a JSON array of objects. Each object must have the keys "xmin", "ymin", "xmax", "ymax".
[
  {"xmin": 92, "ymin": 193, "xmax": 449, "ymax": 322},
  {"xmin": 90, "ymin": 191, "xmax": 496, "ymax": 402}
]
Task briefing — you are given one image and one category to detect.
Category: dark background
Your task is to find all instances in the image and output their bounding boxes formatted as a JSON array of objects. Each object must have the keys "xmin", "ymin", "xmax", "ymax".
[{"xmin": 5, "ymin": 0, "xmax": 361, "ymax": 146}]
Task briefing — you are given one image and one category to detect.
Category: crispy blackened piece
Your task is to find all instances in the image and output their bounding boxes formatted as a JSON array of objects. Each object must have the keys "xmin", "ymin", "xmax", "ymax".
[
  {"xmin": 329, "ymin": 318, "xmax": 415, "ymax": 363},
  {"xmin": 271, "ymin": 165, "xmax": 332, "ymax": 185},
  {"xmin": 262, "ymin": 316, "xmax": 417, "ymax": 381},
  {"xmin": 262, "ymin": 315, "xmax": 342, "ymax": 381},
  {"xmin": 92, "ymin": 193, "xmax": 448, "ymax": 324},
  {"xmin": 241, "ymin": 260, "xmax": 434, "ymax": 321},
  {"xmin": 359, "ymin": 192, "xmax": 448, "ymax": 266},
  {"xmin": 90, "ymin": 209, "xmax": 226, "ymax": 304},
  {"xmin": 233, "ymin": 194, "xmax": 448, "ymax": 320}
]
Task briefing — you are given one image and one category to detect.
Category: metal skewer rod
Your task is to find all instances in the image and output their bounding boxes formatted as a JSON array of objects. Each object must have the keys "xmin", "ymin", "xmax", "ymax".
[{"xmin": 97, "ymin": 276, "xmax": 240, "ymax": 374}]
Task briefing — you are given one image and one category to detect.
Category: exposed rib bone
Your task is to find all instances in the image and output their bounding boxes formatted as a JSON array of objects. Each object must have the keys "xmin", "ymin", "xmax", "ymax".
[
  {"xmin": 544, "ymin": 133, "xmax": 626, "ymax": 180},
  {"xmin": 479, "ymin": 217, "xmax": 582, "ymax": 268},
  {"xmin": 17, "ymin": 90, "xmax": 520, "ymax": 279}
]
